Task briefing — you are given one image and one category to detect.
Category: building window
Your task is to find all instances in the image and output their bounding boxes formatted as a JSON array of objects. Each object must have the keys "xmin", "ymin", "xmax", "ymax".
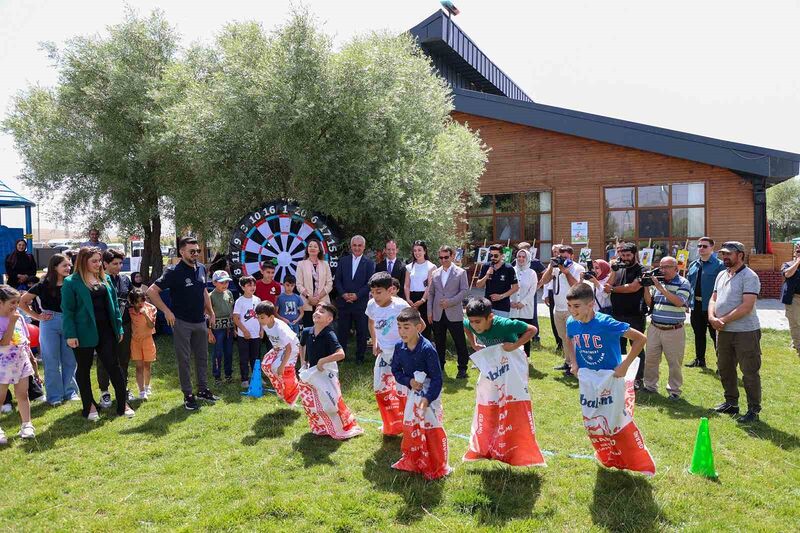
[
  {"xmin": 466, "ymin": 192, "xmax": 553, "ymax": 259},
  {"xmin": 604, "ymin": 183, "xmax": 705, "ymax": 264}
]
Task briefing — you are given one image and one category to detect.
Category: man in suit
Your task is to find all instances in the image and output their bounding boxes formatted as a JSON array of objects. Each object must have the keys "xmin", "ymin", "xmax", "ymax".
[
  {"xmin": 334, "ymin": 235, "xmax": 375, "ymax": 363},
  {"xmin": 427, "ymin": 245, "xmax": 470, "ymax": 378},
  {"xmin": 375, "ymin": 239, "xmax": 406, "ymax": 287}
]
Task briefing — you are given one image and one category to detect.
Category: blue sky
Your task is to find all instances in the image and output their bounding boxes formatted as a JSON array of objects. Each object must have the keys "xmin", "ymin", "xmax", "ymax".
[{"xmin": 1, "ymin": 0, "xmax": 798, "ymax": 231}]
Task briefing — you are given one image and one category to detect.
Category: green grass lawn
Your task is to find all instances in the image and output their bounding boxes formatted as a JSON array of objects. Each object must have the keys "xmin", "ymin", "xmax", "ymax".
[{"xmin": 1, "ymin": 322, "xmax": 798, "ymax": 531}]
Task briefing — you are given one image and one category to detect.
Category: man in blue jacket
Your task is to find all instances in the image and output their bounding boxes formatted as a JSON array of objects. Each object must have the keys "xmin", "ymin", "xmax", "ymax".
[
  {"xmin": 685, "ymin": 237, "xmax": 725, "ymax": 368},
  {"xmin": 780, "ymin": 243, "xmax": 800, "ymax": 357},
  {"xmin": 334, "ymin": 235, "xmax": 375, "ymax": 363}
]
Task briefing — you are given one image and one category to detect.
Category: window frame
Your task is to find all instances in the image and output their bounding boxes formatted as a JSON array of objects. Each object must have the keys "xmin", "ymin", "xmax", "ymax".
[{"xmin": 465, "ymin": 191, "xmax": 553, "ymax": 256}]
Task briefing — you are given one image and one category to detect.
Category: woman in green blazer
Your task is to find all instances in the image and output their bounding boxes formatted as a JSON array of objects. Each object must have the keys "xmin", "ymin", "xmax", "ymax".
[{"xmin": 62, "ymin": 247, "xmax": 134, "ymax": 420}]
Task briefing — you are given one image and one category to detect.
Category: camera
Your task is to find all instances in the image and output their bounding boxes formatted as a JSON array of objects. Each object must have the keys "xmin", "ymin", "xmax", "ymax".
[
  {"xmin": 639, "ymin": 268, "xmax": 663, "ymax": 287},
  {"xmin": 583, "ymin": 259, "xmax": 595, "ymax": 279},
  {"xmin": 610, "ymin": 259, "xmax": 627, "ymax": 271},
  {"xmin": 550, "ymin": 256, "xmax": 566, "ymax": 267}
]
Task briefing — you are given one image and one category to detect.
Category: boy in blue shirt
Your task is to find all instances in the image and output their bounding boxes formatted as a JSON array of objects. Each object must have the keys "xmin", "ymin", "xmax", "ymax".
[
  {"xmin": 391, "ymin": 308, "xmax": 443, "ymax": 411},
  {"xmin": 277, "ymin": 275, "xmax": 304, "ymax": 335},
  {"xmin": 565, "ymin": 283, "xmax": 646, "ymax": 376}
]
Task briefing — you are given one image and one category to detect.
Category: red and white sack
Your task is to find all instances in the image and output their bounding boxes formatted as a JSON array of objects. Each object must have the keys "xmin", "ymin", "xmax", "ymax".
[
  {"xmin": 577, "ymin": 359, "xmax": 656, "ymax": 476},
  {"xmin": 297, "ymin": 363, "xmax": 363, "ymax": 440},
  {"xmin": 373, "ymin": 349, "xmax": 408, "ymax": 436},
  {"xmin": 463, "ymin": 345, "xmax": 546, "ymax": 467},
  {"xmin": 392, "ymin": 371, "xmax": 452, "ymax": 480},
  {"xmin": 261, "ymin": 347, "xmax": 300, "ymax": 405}
]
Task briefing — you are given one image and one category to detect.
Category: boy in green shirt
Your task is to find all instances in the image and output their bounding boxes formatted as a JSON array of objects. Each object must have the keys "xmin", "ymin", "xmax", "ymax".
[
  {"xmin": 208, "ymin": 270, "xmax": 235, "ymax": 384},
  {"xmin": 463, "ymin": 297, "xmax": 537, "ymax": 352}
]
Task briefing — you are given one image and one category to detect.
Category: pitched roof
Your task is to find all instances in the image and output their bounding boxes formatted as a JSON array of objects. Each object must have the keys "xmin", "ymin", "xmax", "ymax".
[
  {"xmin": 0, "ymin": 180, "xmax": 35, "ymax": 208},
  {"xmin": 410, "ymin": 10, "xmax": 800, "ymax": 182}
]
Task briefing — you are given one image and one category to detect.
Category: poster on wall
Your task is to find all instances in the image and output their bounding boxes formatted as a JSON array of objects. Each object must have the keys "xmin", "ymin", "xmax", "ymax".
[
  {"xmin": 476, "ymin": 247, "xmax": 490, "ymax": 264},
  {"xmin": 639, "ymin": 248, "xmax": 655, "ymax": 267},
  {"xmin": 228, "ymin": 200, "xmax": 342, "ymax": 282},
  {"xmin": 571, "ymin": 222, "xmax": 588, "ymax": 245},
  {"xmin": 578, "ymin": 248, "xmax": 592, "ymax": 264},
  {"xmin": 676, "ymin": 249, "xmax": 690, "ymax": 270}
]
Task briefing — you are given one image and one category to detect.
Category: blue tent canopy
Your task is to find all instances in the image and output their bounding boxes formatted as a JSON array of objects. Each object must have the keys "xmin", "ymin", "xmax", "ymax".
[{"xmin": 0, "ymin": 179, "xmax": 36, "ymax": 252}]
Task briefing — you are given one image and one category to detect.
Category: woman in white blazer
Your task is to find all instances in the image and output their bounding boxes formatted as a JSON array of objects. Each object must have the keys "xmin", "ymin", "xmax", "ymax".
[
  {"xmin": 295, "ymin": 238, "xmax": 334, "ymax": 327},
  {"xmin": 510, "ymin": 249, "xmax": 538, "ymax": 357}
]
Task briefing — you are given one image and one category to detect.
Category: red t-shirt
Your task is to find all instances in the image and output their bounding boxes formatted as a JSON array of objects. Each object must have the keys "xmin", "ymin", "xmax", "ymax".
[{"xmin": 255, "ymin": 280, "xmax": 281, "ymax": 304}]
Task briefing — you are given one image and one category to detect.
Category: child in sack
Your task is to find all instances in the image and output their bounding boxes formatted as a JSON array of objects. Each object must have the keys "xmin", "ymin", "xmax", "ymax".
[{"xmin": 257, "ymin": 301, "xmax": 301, "ymax": 405}]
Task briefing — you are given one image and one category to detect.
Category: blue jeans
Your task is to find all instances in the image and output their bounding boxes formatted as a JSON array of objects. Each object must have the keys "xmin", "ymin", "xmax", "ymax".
[
  {"xmin": 40, "ymin": 312, "xmax": 79, "ymax": 403},
  {"xmin": 493, "ymin": 310, "xmax": 510, "ymax": 318},
  {"xmin": 211, "ymin": 328, "xmax": 234, "ymax": 379}
]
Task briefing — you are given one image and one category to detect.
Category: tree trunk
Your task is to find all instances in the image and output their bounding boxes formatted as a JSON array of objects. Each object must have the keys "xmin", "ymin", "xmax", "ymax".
[{"xmin": 140, "ymin": 213, "xmax": 164, "ymax": 282}]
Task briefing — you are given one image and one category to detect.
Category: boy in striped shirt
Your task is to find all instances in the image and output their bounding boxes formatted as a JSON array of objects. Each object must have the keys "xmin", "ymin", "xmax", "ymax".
[{"xmin": 641, "ymin": 256, "xmax": 691, "ymax": 399}]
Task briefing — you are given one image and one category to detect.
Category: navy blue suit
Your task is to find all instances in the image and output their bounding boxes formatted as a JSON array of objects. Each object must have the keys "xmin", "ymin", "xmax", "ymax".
[{"xmin": 334, "ymin": 254, "xmax": 375, "ymax": 361}]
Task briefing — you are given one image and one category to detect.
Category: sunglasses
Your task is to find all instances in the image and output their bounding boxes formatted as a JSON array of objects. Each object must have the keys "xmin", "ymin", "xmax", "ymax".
[
  {"xmin": 697, "ymin": 244, "xmax": 710, "ymax": 249},
  {"xmin": 438, "ymin": 255, "xmax": 450, "ymax": 260},
  {"xmin": 187, "ymin": 249, "xmax": 200, "ymax": 255},
  {"xmin": 490, "ymin": 254, "xmax": 501, "ymax": 259}
]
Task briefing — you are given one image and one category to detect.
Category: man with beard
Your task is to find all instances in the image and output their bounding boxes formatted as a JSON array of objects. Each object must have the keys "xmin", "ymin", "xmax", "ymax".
[
  {"xmin": 708, "ymin": 241, "xmax": 762, "ymax": 424},
  {"xmin": 476, "ymin": 243, "xmax": 519, "ymax": 318}
]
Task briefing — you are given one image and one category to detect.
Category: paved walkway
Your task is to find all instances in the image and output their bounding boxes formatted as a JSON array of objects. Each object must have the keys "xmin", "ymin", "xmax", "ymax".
[{"xmin": 468, "ymin": 288, "xmax": 788, "ymax": 330}]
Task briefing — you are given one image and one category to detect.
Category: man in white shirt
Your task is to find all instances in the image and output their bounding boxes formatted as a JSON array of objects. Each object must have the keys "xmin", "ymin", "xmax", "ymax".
[
  {"xmin": 375, "ymin": 239, "xmax": 406, "ymax": 287},
  {"xmin": 541, "ymin": 245, "xmax": 585, "ymax": 376}
]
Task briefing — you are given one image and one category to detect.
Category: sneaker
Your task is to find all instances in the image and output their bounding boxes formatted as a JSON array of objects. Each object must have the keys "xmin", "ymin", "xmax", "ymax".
[
  {"xmin": 685, "ymin": 359, "xmax": 706, "ymax": 368},
  {"xmin": 563, "ymin": 369, "xmax": 575, "ymax": 378},
  {"xmin": 456, "ymin": 371, "xmax": 469, "ymax": 379},
  {"xmin": 19, "ymin": 422, "xmax": 35, "ymax": 439},
  {"xmin": 197, "ymin": 389, "xmax": 219, "ymax": 403},
  {"xmin": 554, "ymin": 362, "xmax": 570, "ymax": 371},
  {"xmin": 668, "ymin": 393, "xmax": 680, "ymax": 401},
  {"xmin": 225, "ymin": 376, "xmax": 234, "ymax": 384},
  {"xmin": 99, "ymin": 392, "xmax": 112, "ymax": 409},
  {"xmin": 737, "ymin": 410, "xmax": 759, "ymax": 424},
  {"xmin": 214, "ymin": 377, "xmax": 222, "ymax": 386},
  {"xmin": 67, "ymin": 393, "xmax": 81, "ymax": 402},
  {"xmin": 712, "ymin": 402, "xmax": 739, "ymax": 415},
  {"xmin": 634, "ymin": 379, "xmax": 644, "ymax": 391},
  {"xmin": 145, "ymin": 385, "xmax": 152, "ymax": 395},
  {"xmin": 184, "ymin": 395, "xmax": 199, "ymax": 411},
  {"xmin": 127, "ymin": 391, "xmax": 135, "ymax": 402},
  {"xmin": 1, "ymin": 404, "xmax": 12, "ymax": 414},
  {"xmin": 241, "ymin": 380, "xmax": 249, "ymax": 389},
  {"xmin": 123, "ymin": 406, "xmax": 135, "ymax": 418},
  {"xmin": 48, "ymin": 400, "xmax": 63, "ymax": 407},
  {"xmin": 31, "ymin": 394, "xmax": 45, "ymax": 403},
  {"xmin": 138, "ymin": 391, "xmax": 148, "ymax": 400},
  {"xmin": 87, "ymin": 410, "xmax": 100, "ymax": 422},
  {"xmin": 0, "ymin": 427, "xmax": 5, "ymax": 444}
]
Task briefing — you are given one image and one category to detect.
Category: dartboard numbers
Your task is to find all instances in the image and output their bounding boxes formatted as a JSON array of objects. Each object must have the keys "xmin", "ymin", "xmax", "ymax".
[{"xmin": 228, "ymin": 201, "xmax": 342, "ymax": 281}]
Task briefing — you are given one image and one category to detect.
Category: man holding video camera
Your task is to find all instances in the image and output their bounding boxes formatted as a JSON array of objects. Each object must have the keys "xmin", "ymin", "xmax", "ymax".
[
  {"xmin": 541, "ymin": 245, "xmax": 584, "ymax": 375},
  {"xmin": 603, "ymin": 242, "xmax": 647, "ymax": 388},
  {"xmin": 641, "ymin": 256, "xmax": 690, "ymax": 399}
]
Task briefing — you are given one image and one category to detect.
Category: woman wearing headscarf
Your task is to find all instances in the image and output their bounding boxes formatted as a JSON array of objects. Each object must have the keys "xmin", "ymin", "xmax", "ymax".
[
  {"xmin": 5, "ymin": 239, "xmax": 38, "ymax": 290},
  {"xmin": 583, "ymin": 259, "xmax": 613, "ymax": 314},
  {"xmin": 510, "ymin": 248, "xmax": 539, "ymax": 357}
]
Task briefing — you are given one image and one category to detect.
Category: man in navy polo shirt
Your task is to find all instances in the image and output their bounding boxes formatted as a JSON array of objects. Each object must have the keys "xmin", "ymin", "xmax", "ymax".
[
  {"xmin": 476, "ymin": 243, "xmax": 519, "ymax": 317},
  {"xmin": 148, "ymin": 236, "xmax": 219, "ymax": 410}
]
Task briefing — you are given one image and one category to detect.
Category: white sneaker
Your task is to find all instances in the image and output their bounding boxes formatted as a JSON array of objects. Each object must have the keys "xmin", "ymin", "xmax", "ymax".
[
  {"xmin": 0, "ymin": 427, "xmax": 6, "ymax": 445},
  {"xmin": 87, "ymin": 410, "xmax": 100, "ymax": 422},
  {"xmin": 32, "ymin": 394, "xmax": 45, "ymax": 403},
  {"xmin": 124, "ymin": 406, "xmax": 135, "ymax": 418},
  {"xmin": 18, "ymin": 422, "xmax": 35, "ymax": 439},
  {"xmin": 99, "ymin": 392, "xmax": 112, "ymax": 409},
  {"xmin": 145, "ymin": 385, "xmax": 152, "ymax": 395},
  {"xmin": 67, "ymin": 393, "xmax": 81, "ymax": 402},
  {"xmin": 49, "ymin": 400, "xmax": 63, "ymax": 407},
  {"xmin": 1, "ymin": 404, "xmax": 12, "ymax": 414},
  {"xmin": 138, "ymin": 390, "xmax": 147, "ymax": 400},
  {"xmin": 241, "ymin": 380, "xmax": 249, "ymax": 388}
]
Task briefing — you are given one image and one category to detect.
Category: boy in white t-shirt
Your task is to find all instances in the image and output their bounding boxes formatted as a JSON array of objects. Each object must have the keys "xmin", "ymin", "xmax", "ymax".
[
  {"xmin": 233, "ymin": 276, "xmax": 262, "ymax": 387},
  {"xmin": 365, "ymin": 271, "xmax": 410, "ymax": 435},
  {"xmin": 256, "ymin": 301, "xmax": 301, "ymax": 405}
]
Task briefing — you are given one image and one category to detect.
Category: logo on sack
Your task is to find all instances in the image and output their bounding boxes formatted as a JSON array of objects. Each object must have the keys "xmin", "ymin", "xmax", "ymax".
[
  {"xmin": 580, "ymin": 390, "xmax": 614, "ymax": 409},
  {"xmin": 487, "ymin": 355, "xmax": 510, "ymax": 381}
]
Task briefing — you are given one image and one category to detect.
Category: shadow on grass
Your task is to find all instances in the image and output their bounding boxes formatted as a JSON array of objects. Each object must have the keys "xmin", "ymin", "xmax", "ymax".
[
  {"xmin": 292, "ymin": 432, "xmax": 345, "ymax": 467},
  {"xmin": 21, "ymin": 410, "xmax": 106, "ymax": 452},
  {"xmin": 119, "ymin": 404, "xmax": 194, "ymax": 437},
  {"xmin": 553, "ymin": 374, "xmax": 579, "ymax": 389},
  {"xmin": 362, "ymin": 436, "xmax": 444, "ymax": 525},
  {"xmin": 636, "ymin": 392, "xmax": 711, "ymax": 419},
  {"xmin": 736, "ymin": 420, "xmax": 800, "ymax": 450},
  {"xmin": 452, "ymin": 468, "xmax": 543, "ymax": 525},
  {"xmin": 242, "ymin": 408, "xmax": 300, "ymax": 446},
  {"xmin": 528, "ymin": 365, "xmax": 547, "ymax": 380},
  {"xmin": 589, "ymin": 467, "xmax": 667, "ymax": 532}
]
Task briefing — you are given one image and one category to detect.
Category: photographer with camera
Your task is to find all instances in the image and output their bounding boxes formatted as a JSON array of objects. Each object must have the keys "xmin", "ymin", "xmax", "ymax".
[
  {"xmin": 476, "ymin": 244, "xmax": 519, "ymax": 318},
  {"xmin": 541, "ymin": 244, "xmax": 564, "ymax": 351},
  {"xmin": 640, "ymin": 256, "xmax": 690, "ymax": 399},
  {"xmin": 582, "ymin": 259, "xmax": 612, "ymax": 313},
  {"xmin": 603, "ymin": 242, "xmax": 647, "ymax": 388},
  {"xmin": 541, "ymin": 245, "xmax": 584, "ymax": 375}
]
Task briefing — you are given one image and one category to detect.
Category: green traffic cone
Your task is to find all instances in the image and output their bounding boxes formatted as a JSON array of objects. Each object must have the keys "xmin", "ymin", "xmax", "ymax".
[{"xmin": 688, "ymin": 417, "xmax": 718, "ymax": 479}]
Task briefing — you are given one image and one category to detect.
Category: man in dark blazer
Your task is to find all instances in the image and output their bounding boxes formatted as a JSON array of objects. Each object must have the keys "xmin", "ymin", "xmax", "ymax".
[
  {"xmin": 375, "ymin": 239, "xmax": 406, "ymax": 287},
  {"xmin": 334, "ymin": 235, "xmax": 375, "ymax": 363},
  {"xmin": 427, "ymin": 245, "xmax": 470, "ymax": 378}
]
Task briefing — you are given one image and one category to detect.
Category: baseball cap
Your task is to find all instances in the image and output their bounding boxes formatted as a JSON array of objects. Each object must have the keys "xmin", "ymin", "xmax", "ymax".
[
  {"xmin": 212, "ymin": 270, "xmax": 232, "ymax": 283},
  {"xmin": 719, "ymin": 241, "xmax": 745, "ymax": 254}
]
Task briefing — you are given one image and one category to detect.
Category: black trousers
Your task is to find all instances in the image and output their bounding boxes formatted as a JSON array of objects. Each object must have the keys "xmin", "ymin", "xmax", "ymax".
[
  {"xmin": 517, "ymin": 317, "xmax": 537, "ymax": 357},
  {"xmin": 409, "ymin": 291, "xmax": 432, "ymax": 339},
  {"xmin": 690, "ymin": 304, "xmax": 716, "ymax": 365},
  {"xmin": 74, "ymin": 321, "xmax": 127, "ymax": 416},
  {"xmin": 237, "ymin": 337, "xmax": 261, "ymax": 381},
  {"xmin": 432, "ymin": 315, "xmax": 469, "ymax": 372},
  {"xmin": 337, "ymin": 305, "xmax": 369, "ymax": 361},
  {"xmin": 613, "ymin": 313, "xmax": 647, "ymax": 380},
  {"xmin": 547, "ymin": 292, "xmax": 562, "ymax": 349},
  {"xmin": 97, "ymin": 321, "xmax": 131, "ymax": 392}
]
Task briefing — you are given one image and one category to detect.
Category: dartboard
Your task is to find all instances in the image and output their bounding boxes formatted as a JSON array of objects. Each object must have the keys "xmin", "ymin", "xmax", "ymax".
[{"xmin": 228, "ymin": 201, "xmax": 342, "ymax": 281}]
